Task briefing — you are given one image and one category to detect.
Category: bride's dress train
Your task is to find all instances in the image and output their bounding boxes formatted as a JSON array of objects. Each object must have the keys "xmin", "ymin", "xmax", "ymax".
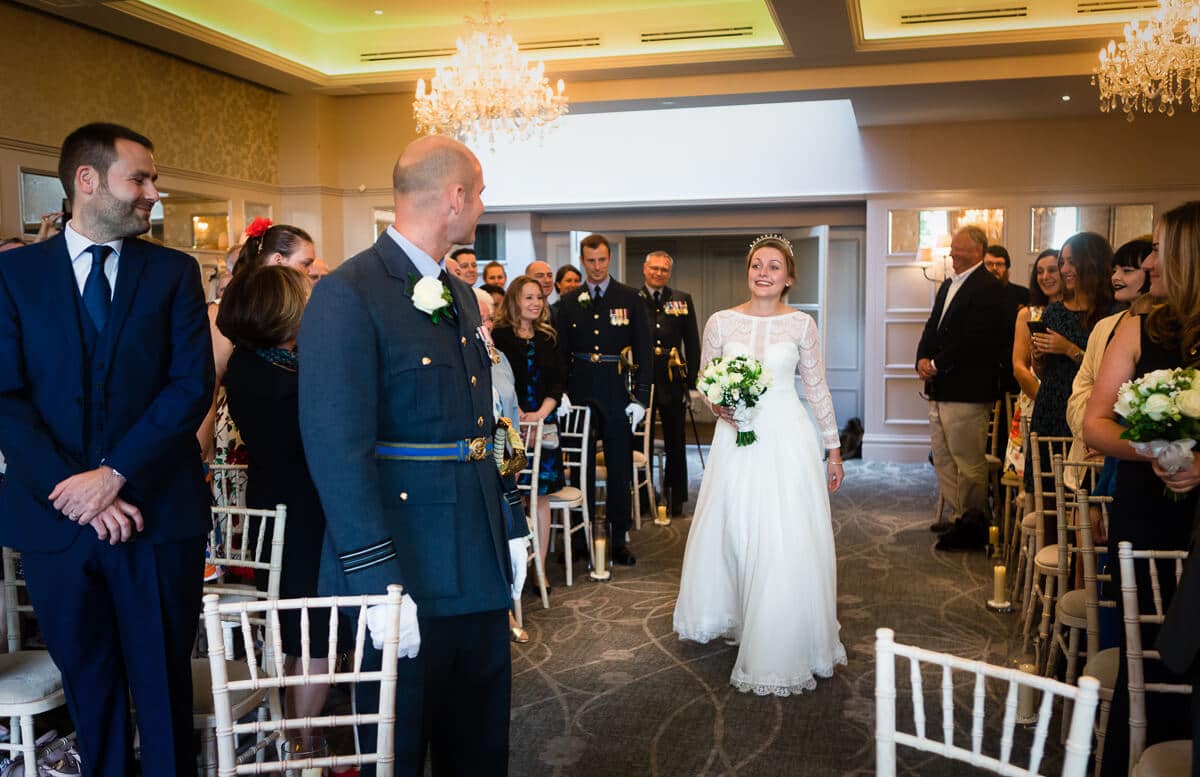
[{"xmin": 673, "ymin": 309, "xmax": 846, "ymax": 696}]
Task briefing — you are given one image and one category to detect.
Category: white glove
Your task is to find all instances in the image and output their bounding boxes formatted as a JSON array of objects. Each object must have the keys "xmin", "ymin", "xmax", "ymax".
[
  {"xmin": 366, "ymin": 595, "xmax": 420, "ymax": 659},
  {"xmin": 508, "ymin": 536, "xmax": 530, "ymax": 598},
  {"xmin": 625, "ymin": 402, "xmax": 646, "ymax": 432}
]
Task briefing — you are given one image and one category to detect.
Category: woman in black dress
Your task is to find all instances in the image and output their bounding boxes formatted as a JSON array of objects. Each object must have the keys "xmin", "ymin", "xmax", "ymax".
[
  {"xmin": 492, "ymin": 275, "xmax": 566, "ymax": 567},
  {"xmin": 1084, "ymin": 202, "xmax": 1200, "ymax": 774},
  {"xmin": 216, "ymin": 264, "xmax": 335, "ymax": 722}
]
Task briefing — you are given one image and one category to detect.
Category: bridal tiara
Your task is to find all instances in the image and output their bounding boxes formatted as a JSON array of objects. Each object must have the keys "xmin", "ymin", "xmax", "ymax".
[{"xmin": 748, "ymin": 234, "xmax": 793, "ymax": 255}]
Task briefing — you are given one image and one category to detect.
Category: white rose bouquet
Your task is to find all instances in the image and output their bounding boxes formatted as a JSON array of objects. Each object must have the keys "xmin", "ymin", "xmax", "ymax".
[
  {"xmin": 698, "ymin": 354, "xmax": 772, "ymax": 446},
  {"xmin": 1114, "ymin": 366, "xmax": 1200, "ymax": 499}
]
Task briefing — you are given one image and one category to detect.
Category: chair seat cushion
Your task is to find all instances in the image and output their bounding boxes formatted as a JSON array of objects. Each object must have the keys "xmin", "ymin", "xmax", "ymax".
[
  {"xmin": 1022, "ymin": 512, "xmax": 1039, "ymax": 529},
  {"xmin": 1131, "ymin": 739, "xmax": 1191, "ymax": 777},
  {"xmin": 0, "ymin": 651, "xmax": 62, "ymax": 704},
  {"xmin": 595, "ymin": 452, "xmax": 605, "ymax": 466},
  {"xmin": 1083, "ymin": 647, "xmax": 1119, "ymax": 689},
  {"xmin": 632, "ymin": 452, "xmax": 647, "ymax": 466},
  {"xmin": 191, "ymin": 658, "xmax": 260, "ymax": 716},
  {"xmin": 1034, "ymin": 543, "xmax": 1060, "ymax": 573},
  {"xmin": 548, "ymin": 486, "xmax": 583, "ymax": 505},
  {"xmin": 595, "ymin": 466, "xmax": 607, "ymax": 480},
  {"xmin": 1001, "ymin": 472, "xmax": 1022, "ymax": 487},
  {"xmin": 1056, "ymin": 589, "xmax": 1087, "ymax": 626}
]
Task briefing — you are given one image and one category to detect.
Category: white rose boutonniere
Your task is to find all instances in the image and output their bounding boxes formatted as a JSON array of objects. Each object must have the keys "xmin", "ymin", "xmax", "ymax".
[
  {"xmin": 577, "ymin": 290, "xmax": 591, "ymax": 309},
  {"xmin": 410, "ymin": 274, "xmax": 456, "ymax": 325}
]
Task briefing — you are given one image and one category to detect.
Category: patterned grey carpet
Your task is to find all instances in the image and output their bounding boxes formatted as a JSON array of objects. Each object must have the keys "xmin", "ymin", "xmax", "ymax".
[{"xmin": 509, "ymin": 458, "xmax": 1062, "ymax": 777}]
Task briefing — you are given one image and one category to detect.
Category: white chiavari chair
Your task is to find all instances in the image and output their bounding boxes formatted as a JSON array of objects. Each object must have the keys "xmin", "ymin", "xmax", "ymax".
[
  {"xmin": 0, "ymin": 548, "xmax": 66, "ymax": 773},
  {"xmin": 202, "ymin": 586, "xmax": 405, "ymax": 776},
  {"xmin": 985, "ymin": 399, "xmax": 1004, "ymax": 520},
  {"xmin": 1117, "ymin": 542, "xmax": 1193, "ymax": 777},
  {"xmin": 210, "ymin": 463, "xmax": 248, "ymax": 508},
  {"xmin": 547, "ymin": 405, "xmax": 594, "ymax": 586},
  {"xmin": 875, "ymin": 627, "xmax": 1099, "ymax": 777},
  {"xmin": 1017, "ymin": 434, "xmax": 1074, "ymax": 655},
  {"xmin": 516, "ymin": 419, "xmax": 550, "ymax": 612},
  {"xmin": 631, "ymin": 384, "xmax": 657, "ymax": 530}
]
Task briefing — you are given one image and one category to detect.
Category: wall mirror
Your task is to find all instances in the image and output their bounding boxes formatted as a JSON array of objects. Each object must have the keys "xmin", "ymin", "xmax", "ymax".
[
  {"xmin": 1030, "ymin": 204, "xmax": 1154, "ymax": 253},
  {"xmin": 157, "ymin": 191, "xmax": 230, "ymax": 250},
  {"xmin": 888, "ymin": 208, "xmax": 1005, "ymax": 255}
]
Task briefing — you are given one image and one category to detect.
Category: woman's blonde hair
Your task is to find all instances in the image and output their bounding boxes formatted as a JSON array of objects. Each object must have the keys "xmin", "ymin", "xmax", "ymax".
[
  {"xmin": 495, "ymin": 275, "xmax": 557, "ymax": 342},
  {"xmin": 1145, "ymin": 201, "xmax": 1200, "ymax": 366}
]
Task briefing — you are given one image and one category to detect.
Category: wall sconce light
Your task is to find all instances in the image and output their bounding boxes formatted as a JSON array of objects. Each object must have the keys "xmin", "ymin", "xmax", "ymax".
[{"xmin": 916, "ymin": 238, "xmax": 951, "ymax": 283}]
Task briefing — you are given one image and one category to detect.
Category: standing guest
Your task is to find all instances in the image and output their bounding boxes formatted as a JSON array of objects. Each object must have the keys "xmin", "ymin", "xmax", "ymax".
[
  {"xmin": 483, "ymin": 260, "xmax": 507, "ymax": 288},
  {"xmin": 0, "ymin": 122, "xmax": 214, "ymax": 775},
  {"xmin": 1025, "ymin": 232, "xmax": 1115, "ymax": 491},
  {"xmin": 481, "ymin": 283, "xmax": 506, "ymax": 312},
  {"xmin": 915, "ymin": 226, "xmax": 1008, "ymax": 530},
  {"xmin": 985, "ymin": 244, "xmax": 1028, "ymax": 400},
  {"xmin": 309, "ymin": 257, "xmax": 331, "ymax": 284},
  {"xmin": 217, "ymin": 264, "xmax": 337, "ymax": 723},
  {"xmin": 493, "ymin": 275, "xmax": 566, "ymax": 570},
  {"xmin": 199, "ymin": 221, "xmax": 316, "ymax": 463},
  {"xmin": 1005, "ymin": 249, "xmax": 1063, "ymax": 476},
  {"xmin": 213, "ymin": 269, "xmax": 233, "ymax": 301},
  {"xmin": 1084, "ymin": 203, "xmax": 1200, "ymax": 777},
  {"xmin": 556, "ymin": 234, "xmax": 653, "ymax": 566},
  {"xmin": 233, "ymin": 219, "xmax": 316, "ymax": 277},
  {"xmin": 551, "ymin": 264, "xmax": 582, "ymax": 325},
  {"xmin": 299, "ymin": 135, "xmax": 514, "ymax": 775},
  {"xmin": 0, "ymin": 238, "xmax": 26, "ymax": 252},
  {"xmin": 526, "ymin": 260, "xmax": 555, "ymax": 300},
  {"xmin": 448, "ymin": 247, "xmax": 478, "ymax": 285},
  {"xmin": 639, "ymin": 250, "xmax": 700, "ymax": 517}
]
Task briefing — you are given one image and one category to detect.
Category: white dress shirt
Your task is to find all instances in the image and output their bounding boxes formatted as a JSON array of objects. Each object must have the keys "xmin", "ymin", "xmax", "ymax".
[
  {"xmin": 64, "ymin": 221, "xmax": 121, "ymax": 299},
  {"xmin": 386, "ymin": 226, "xmax": 441, "ymax": 278},
  {"xmin": 938, "ymin": 260, "xmax": 983, "ymax": 326}
]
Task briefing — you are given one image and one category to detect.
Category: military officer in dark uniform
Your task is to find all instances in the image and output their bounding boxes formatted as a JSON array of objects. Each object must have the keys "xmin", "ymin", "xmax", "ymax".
[
  {"xmin": 556, "ymin": 234, "xmax": 653, "ymax": 566},
  {"xmin": 299, "ymin": 135, "xmax": 515, "ymax": 775},
  {"xmin": 639, "ymin": 250, "xmax": 700, "ymax": 517}
]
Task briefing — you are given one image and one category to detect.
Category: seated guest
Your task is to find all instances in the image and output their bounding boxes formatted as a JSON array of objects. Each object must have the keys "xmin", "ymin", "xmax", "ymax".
[
  {"xmin": 493, "ymin": 275, "xmax": 566, "ymax": 571},
  {"xmin": 217, "ymin": 264, "xmax": 336, "ymax": 722},
  {"xmin": 483, "ymin": 260, "xmax": 507, "ymax": 288}
]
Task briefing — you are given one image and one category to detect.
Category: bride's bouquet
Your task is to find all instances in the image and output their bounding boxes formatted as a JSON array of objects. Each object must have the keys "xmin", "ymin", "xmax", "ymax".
[
  {"xmin": 1114, "ymin": 367, "xmax": 1200, "ymax": 499},
  {"xmin": 698, "ymin": 354, "xmax": 772, "ymax": 446}
]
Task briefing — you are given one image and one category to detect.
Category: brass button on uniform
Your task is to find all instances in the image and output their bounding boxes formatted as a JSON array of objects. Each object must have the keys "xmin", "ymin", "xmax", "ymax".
[
  {"xmin": 477, "ymin": 416, "xmax": 484, "ymax": 427},
  {"xmin": 421, "ymin": 356, "xmax": 432, "ymax": 365},
  {"xmin": 461, "ymin": 336, "xmax": 467, "ymax": 346},
  {"xmin": 471, "ymin": 376, "xmax": 477, "ymax": 386},
  {"xmin": 593, "ymin": 329, "xmax": 600, "ymax": 335},
  {"xmin": 593, "ymin": 314, "xmax": 600, "ymax": 320},
  {"xmin": 400, "ymin": 492, "xmax": 409, "ymax": 501}
]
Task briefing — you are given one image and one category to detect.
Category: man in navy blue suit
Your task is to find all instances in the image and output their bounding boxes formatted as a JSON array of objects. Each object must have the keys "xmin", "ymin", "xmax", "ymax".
[
  {"xmin": 0, "ymin": 123, "xmax": 214, "ymax": 775},
  {"xmin": 299, "ymin": 135, "xmax": 513, "ymax": 776}
]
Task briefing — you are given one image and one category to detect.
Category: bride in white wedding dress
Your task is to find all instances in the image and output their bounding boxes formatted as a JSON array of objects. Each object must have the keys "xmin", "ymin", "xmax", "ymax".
[{"xmin": 673, "ymin": 234, "xmax": 847, "ymax": 697}]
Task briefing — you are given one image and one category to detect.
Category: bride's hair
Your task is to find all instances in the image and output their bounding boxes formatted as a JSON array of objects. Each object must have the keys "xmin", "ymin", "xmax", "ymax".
[{"xmin": 746, "ymin": 235, "xmax": 795, "ymax": 296}]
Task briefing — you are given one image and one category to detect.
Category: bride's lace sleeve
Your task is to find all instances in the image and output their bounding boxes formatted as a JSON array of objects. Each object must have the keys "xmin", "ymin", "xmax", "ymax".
[
  {"xmin": 796, "ymin": 314, "xmax": 840, "ymax": 450},
  {"xmin": 699, "ymin": 312, "xmax": 723, "ymax": 376}
]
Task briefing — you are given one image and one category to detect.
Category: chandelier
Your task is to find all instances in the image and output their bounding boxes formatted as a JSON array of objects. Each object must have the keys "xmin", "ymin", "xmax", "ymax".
[
  {"xmin": 413, "ymin": 0, "xmax": 568, "ymax": 147},
  {"xmin": 1093, "ymin": 0, "xmax": 1200, "ymax": 120}
]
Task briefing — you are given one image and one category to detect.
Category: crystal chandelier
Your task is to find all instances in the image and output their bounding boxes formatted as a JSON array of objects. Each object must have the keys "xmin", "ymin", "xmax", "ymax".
[
  {"xmin": 1093, "ymin": 0, "xmax": 1200, "ymax": 120},
  {"xmin": 413, "ymin": 0, "xmax": 568, "ymax": 147}
]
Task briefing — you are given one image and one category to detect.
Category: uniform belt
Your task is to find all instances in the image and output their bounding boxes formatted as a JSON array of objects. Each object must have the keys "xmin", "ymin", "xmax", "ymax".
[
  {"xmin": 374, "ymin": 438, "xmax": 492, "ymax": 462},
  {"xmin": 573, "ymin": 352, "xmax": 621, "ymax": 364}
]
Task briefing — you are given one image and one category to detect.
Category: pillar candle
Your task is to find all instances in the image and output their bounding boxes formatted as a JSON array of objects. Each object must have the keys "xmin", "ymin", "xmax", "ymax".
[
  {"xmin": 594, "ymin": 537, "xmax": 608, "ymax": 570},
  {"xmin": 657, "ymin": 505, "xmax": 668, "ymax": 520},
  {"xmin": 993, "ymin": 565, "xmax": 1006, "ymax": 603},
  {"xmin": 1017, "ymin": 663, "xmax": 1037, "ymax": 720},
  {"xmin": 989, "ymin": 525, "xmax": 999, "ymax": 550}
]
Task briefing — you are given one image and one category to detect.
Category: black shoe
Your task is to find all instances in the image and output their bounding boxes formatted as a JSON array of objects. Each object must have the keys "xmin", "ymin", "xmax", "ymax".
[
  {"xmin": 613, "ymin": 547, "xmax": 637, "ymax": 566},
  {"xmin": 929, "ymin": 520, "xmax": 953, "ymax": 533}
]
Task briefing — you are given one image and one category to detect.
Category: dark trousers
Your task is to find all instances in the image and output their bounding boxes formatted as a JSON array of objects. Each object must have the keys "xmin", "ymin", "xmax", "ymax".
[
  {"xmin": 583, "ymin": 402, "xmax": 633, "ymax": 550},
  {"xmin": 357, "ymin": 608, "xmax": 510, "ymax": 777},
  {"xmin": 651, "ymin": 397, "xmax": 687, "ymax": 515},
  {"xmin": 21, "ymin": 532, "xmax": 207, "ymax": 777}
]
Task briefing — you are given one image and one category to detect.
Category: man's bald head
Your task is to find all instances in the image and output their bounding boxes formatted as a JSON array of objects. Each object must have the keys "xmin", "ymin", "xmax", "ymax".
[{"xmin": 392, "ymin": 135, "xmax": 480, "ymax": 206}]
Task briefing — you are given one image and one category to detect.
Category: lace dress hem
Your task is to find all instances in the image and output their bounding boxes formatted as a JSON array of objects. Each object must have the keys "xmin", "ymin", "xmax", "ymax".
[{"xmin": 730, "ymin": 648, "xmax": 848, "ymax": 697}]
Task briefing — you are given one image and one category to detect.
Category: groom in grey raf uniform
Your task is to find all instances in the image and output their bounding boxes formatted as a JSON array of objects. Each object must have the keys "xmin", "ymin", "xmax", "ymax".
[{"xmin": 299, "ymin": 135, "xmax": 514, "ymax": 776}]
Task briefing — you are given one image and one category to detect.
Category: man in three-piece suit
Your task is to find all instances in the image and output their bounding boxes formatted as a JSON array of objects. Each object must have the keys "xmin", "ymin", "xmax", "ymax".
[
  {"xmin": 556, "ymin": 234, "xmax": 653, "ymax": 566},
  {"xmin": 0, "ymin": 123, "xmax": 214, "ymax": 775},
  {"xmin": 299, "ymin": 135, "xmax": 514, "ymax": 776},
  {"xmin": 915, "ymin": 226, "xmax": 1007, "ymax": 529},
  {"xmin": 639, "ymin": 250, "xmax": 700, "ymax": 517}
]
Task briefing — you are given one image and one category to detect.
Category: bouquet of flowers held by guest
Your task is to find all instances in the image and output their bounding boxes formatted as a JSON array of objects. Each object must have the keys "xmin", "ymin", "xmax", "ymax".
[
  {"xmin": 1114, "ymin": 367, "xmax": 1200, "ymax": 499},
  {"xmin": 698, "ymin": 354, "xmax": 772, "ymax": 446}
]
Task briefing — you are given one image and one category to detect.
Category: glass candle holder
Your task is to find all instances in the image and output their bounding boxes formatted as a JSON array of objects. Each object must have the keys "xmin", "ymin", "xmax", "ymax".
[
  {"xmin": 283, "ymin": 735, "xmax": 329, "ymax": 777},
  {"xmin": 589, "ymin": 513, "xmax": 611, "ymax": 581}
]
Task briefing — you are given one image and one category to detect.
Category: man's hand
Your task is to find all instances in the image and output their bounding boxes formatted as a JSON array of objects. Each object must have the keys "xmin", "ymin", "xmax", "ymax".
[
  {"xmin": 366, "ymin": 595, "xmax": 421, "ymax": 658},
  {"xmin": 79, "ymin": 497, "xmax": 144, "ymax": 544},
  {"xmin": 916, "ymin": 358, "xmax": 937, "ymax": 381},
  {"xmin": 626, "ymin": 402, "xmax": 646, "ymax": 432},
  {"xmin": 50, "ymin": 467, "xmax": 126, "ymax": 524}
]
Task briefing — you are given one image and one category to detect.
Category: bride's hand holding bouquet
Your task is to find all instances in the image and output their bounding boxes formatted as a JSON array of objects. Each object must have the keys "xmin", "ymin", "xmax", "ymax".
[{"xmin": 698, "ymin": 354, "xmax": 771, "ymax": 446}]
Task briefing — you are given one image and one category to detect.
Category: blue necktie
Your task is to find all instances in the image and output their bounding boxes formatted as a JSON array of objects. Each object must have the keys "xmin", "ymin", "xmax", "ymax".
[{"xmin": 82, "ymin": 245, "xmax": 112, "ymax": 333}]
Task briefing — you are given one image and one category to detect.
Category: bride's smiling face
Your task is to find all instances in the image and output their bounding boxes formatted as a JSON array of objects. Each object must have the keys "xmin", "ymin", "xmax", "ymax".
[{"xmin": 747, "ymin": 247, "xmax": 793, "ymax": 300}]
